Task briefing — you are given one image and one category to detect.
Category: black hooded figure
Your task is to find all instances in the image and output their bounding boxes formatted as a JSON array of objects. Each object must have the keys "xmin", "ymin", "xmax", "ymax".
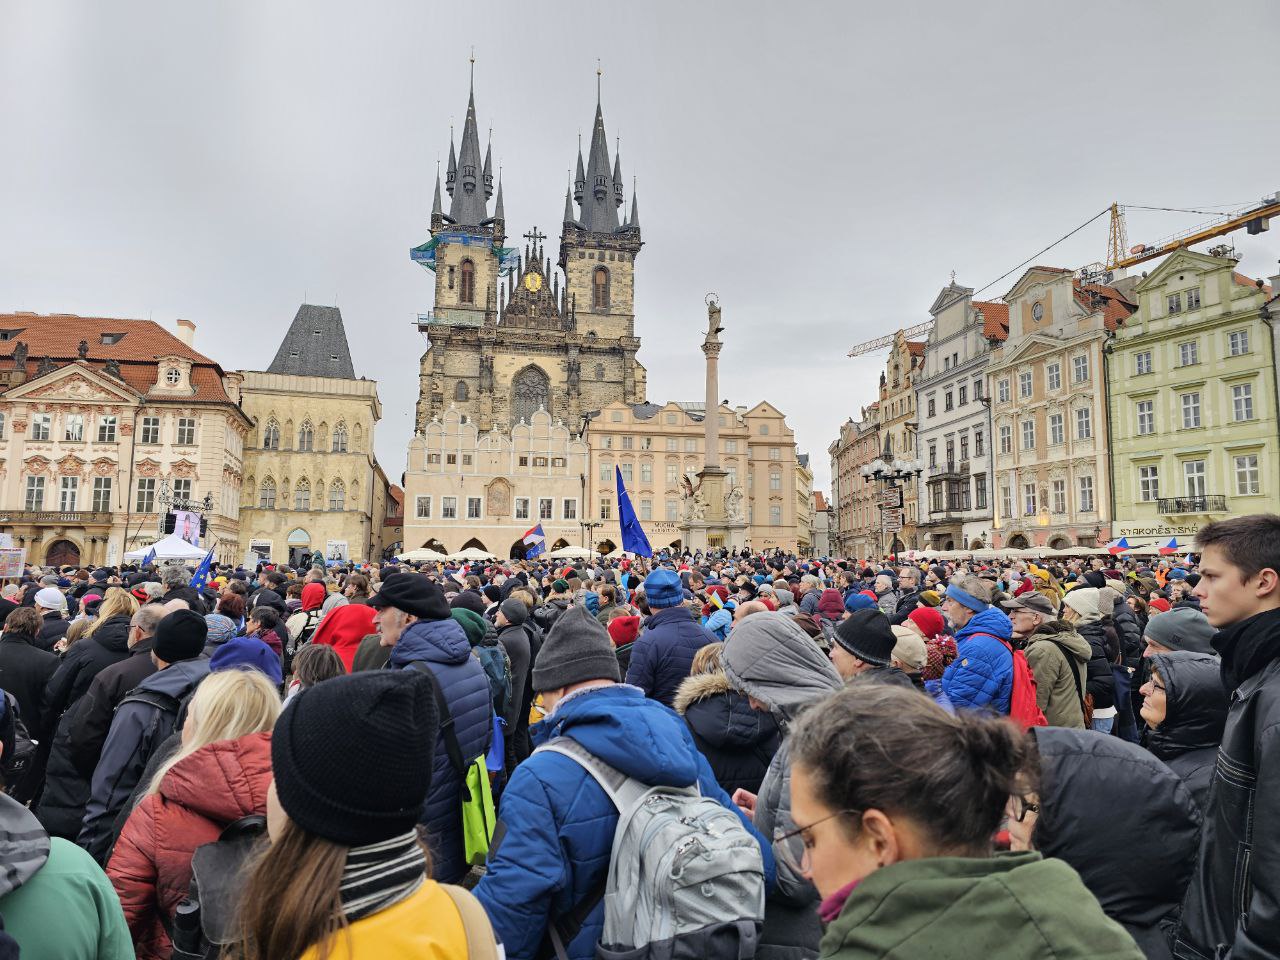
[
  {"xmin": 1144, "ymin": 651, "xmax": 1228, "ymax": 811},
  {"xmin": 1031, "ymin": 728, "xmax": 1202, "ymax": 960}
]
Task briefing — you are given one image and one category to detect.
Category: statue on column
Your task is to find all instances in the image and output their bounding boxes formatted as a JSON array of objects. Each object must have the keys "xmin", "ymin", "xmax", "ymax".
[
  {"xmin": 479, "ymin": 355, "xmax": 494, "ymax": 393},
  {"xmin": 726, "ymin": 486, "xmax": 745, "ymax": 523}
]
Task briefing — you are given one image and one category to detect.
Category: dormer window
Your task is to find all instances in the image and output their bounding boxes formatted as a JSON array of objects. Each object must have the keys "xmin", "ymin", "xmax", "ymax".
[
  {"xmin": 0, "ymin": 329, "xmax": 24, "ymax": 341},
  {"xmin": 100, "ymin": 332, "xmax": 125, "ymax": 345},
  {"xmin": 165, "ymin": 368, "xmax": 181, "ymax": 385},
  {"xmin": 312, "ymin": 329, "xmax": 321, "ymax": 336}
]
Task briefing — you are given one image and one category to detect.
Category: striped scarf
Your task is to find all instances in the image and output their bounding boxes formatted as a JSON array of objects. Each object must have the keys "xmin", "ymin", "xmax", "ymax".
[{"xmin": 338, "ymin": 830, "xmax": 427, "ymax": 924}]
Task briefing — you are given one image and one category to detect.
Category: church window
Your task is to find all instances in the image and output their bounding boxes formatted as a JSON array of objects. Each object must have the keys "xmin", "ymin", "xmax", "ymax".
[
  {"xmin": 460, "ymin": 259, "xmax": 475, "ymax": 304},
  {"xmin": 259, "ymin": 478, "xmax": 276, "ymax": 509},
  {"xmin": 455, "ymin": 380, "xmax": 469, "ymax": 402},
  {"xmin": 595, "ymin": 363, "xmax": 604, "ymax": 379},
  {"xmin": 329, "ymin": 480, "xmax": 345, "ymax": 511},
  {"xmin": 512, "ymin": 366, "xmax": 551, "ymax": 424},
  {"xmin": 263, "ymin": 419, "xmax": 280, "ymax": 450},
  {"xmin": 592, "ymin": 267, "xmax": 610, "ymax": 309},
  {"xmin": 448, "ymin": 265, "xmax": 455, "ymax": 290},
  {"xmin": 294, "ymin": 479, "xmax": 311, "ymax": 511},
  {"xmin": 298, "ymin": 421, "xmax": 314, "ymax": 452},
  {"xmin": 332, "ymin": 422, "xmax": 348, "ymax": 452}
]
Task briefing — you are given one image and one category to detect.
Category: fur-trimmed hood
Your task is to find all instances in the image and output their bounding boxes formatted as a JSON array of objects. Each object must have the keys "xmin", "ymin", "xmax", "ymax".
[{"xmin": 672, "ymin": 670, "xmax": 734, "ymax": 715}]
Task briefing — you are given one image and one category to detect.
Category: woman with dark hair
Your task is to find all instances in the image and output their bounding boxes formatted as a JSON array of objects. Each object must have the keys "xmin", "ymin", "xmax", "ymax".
[
  {"xmin": 235, "ymin": 670, "xmax": 495, "ymax": 960},
  {"xmin": 216, "ymin": 591, "xmax": 246, "ymax": 631},
  {"xmin": 790, "ymin": 683, "xmax": 1143, "ymax": 960}
]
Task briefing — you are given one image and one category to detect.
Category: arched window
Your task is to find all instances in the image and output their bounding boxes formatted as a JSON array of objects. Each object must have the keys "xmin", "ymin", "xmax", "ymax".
[
  {"xmin": 259, "ymin": 478, "xmax": 276, "ymax": 509},
  {"xmin": 455, "ymin": 380, "xmax": 469, "ymax": 402},
  {"xmin": 460, "ymin": 259, "xmax": 475, "ymax": 304},
  {"xmin": 332, "ymin": 421, "xmax": 348, "ymax": 453},
  {"xmin": 263, "ymin": 419, "xmax": 280, "ymax": 450},
  {"xmin": 294, "ymin": 478, "xmax": 311, "ymax": 511},
  {"xmin": 297, "ymin": 420, "xmax": 314, "ymax": 452},
  {"xmin": 592, "ymin": 266, "xmax": 610, "ymax": 309},
  {"xmin": 511, "ymin": 366, "xmax": 551, "ymax": 424},
  {"xmin": 329, "ymin": 480, "xmax": 345, "ymax": 511},
  {"xmin": 594, "ymin": 363, "xmax": 604, "ymax": 379}
]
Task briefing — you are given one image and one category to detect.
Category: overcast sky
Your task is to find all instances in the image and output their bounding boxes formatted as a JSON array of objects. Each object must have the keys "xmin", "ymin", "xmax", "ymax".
[{"xmin": 4, "ymin": 0, "xmax": 1278, "ymax": 493}]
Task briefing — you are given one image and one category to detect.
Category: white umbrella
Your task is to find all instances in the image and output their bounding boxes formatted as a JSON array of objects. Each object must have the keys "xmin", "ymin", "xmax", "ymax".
[
  {"xmin": 547, "ymin": 545, "xmax": 596, "ymax": 560},
  {"xmin": 124, "ymin": 534, "xmax": 207, "ymax": 562},
  {"xmin": 397, "ymin": 548, "xmax": 449, "ymax": 563},
  {"xmin": 449, "ymin": 547, "xmax": 497, "ymax": 562}
]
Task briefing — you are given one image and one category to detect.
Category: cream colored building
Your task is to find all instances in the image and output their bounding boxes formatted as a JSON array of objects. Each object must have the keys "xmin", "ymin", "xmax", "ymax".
[
  {"xmin": 795, "ymin": 454, "xmax": 814, "ymax": 554},
  {"xmin": 584, "ymin": 400, "xmax": 805, "ymax": 554},
  {"xmin": 0, "ymin": 313, "xmax": 252, "ymax": 565},
  {"xmin": 987, "ymin": 267, "xmax": 1135, "ymax": 549},
  {"xmin": 404, "ymin": 407, "xmax": 589, "ymax": 558},
  {"xmin": 238, "ymin": 305, "xmax": 394, "ymax": 566},
  {"xmin": 827, "ymin": 406, "xmax": 880, "ymax": 559},
  {"xmin": 877, "ymin": 333, "xmax": 925, "ymax": 551}
]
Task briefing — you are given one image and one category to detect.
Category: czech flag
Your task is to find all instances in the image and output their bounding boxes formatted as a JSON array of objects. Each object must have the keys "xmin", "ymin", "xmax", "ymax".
[
  {"xmin": 1104, "ymin": 537, "xmax": 1131, "ymax": 555},
  {"xmin": 1157, "ymin": 536, "xmax": 1181, "ymax": 555},
  {"xmin": 523, "ymin": 524, "xmax": 547, "ymax": 559}
]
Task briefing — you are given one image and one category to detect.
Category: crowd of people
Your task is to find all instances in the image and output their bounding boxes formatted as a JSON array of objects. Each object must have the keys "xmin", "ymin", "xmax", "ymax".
[{"xmin": 0, "ymin": 511, "xmax": 1275, "ymax": 959}]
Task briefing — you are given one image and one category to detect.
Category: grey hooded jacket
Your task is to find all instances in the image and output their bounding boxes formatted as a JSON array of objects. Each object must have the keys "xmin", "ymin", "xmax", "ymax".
[{"xmin": 722, "ymin": 612, "xmax": 843, "ymax": 960}]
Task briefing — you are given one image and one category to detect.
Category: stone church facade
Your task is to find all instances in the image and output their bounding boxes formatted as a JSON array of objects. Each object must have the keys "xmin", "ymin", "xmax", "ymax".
[{"xmin": 412, "ymin": 74, "xmax": 646, "ymax": 435}]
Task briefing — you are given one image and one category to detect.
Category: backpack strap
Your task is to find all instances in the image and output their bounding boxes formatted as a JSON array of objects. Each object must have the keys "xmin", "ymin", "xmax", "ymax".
[
  {"xmin": 534, "ymin": 736, "xmax": 650, "ymax": 812},
  {"xmin": 440, "ymin": 883, "xmax": 500, "ymax": 960},
  {"xmin": 118, "ymin": 688, "xmax": 183, "ymax": 717},
  {"xmin": 407, "ymin": 661, "xmax": 470, "ymax": 799},
  {"xmin": 1046, "ymin": 640, "xmax": 1087, "ymax": 708}
]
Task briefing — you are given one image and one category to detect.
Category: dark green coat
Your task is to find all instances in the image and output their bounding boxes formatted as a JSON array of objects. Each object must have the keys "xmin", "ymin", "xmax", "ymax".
[{"xmin": 820, "ymin": 853, "xmax": 1144, "ymax": 960}]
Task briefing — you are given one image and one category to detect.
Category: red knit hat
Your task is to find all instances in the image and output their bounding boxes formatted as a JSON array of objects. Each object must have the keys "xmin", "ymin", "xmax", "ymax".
[
  {"xmin": 907, "ymin": 605, "xmax": 946, "ymax": 641},
  {"xmin": 607, "ymin": 615, "xmax": 641, "ymax": 647},
  {"xmin": 1149, "ymin": 597, "xmax": 1171, "ymax": 613}
]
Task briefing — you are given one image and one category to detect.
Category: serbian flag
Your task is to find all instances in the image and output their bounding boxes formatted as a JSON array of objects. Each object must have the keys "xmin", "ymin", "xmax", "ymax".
[
  {"xmin": 1157, "ymin": 536, "xmax": 1181, "ymax": 555},
  {"xmin": 523, "ymin": 524, "xmax": 547, "ymax": 559},
  {"xmin": 1105, "ymin": 537, "xmax": 1131, "ymax": 555}
]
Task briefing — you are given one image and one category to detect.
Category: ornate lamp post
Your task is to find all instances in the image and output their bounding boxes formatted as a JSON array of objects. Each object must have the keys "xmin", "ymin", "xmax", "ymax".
[{"xmin": 860, "ymin": 456, "xmax": 925, "ymax": 563}]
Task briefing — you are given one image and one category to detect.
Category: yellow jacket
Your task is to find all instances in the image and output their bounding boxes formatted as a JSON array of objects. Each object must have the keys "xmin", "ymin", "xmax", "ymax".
[{"xmin": 300, "ymin": 881, "xmax": 468, "ymax": 960}]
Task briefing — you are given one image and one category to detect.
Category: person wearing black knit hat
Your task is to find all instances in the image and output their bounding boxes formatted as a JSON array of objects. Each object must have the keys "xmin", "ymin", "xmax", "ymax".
[
  {"xmin": 234, "ymin": 671, "xmax": 497, "ymax": 960},
  {"xmin": 831, "ymin": 608, "xmax": 897, "ymax": 680}
]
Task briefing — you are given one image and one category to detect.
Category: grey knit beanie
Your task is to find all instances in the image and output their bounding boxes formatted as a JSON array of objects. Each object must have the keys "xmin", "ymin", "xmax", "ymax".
[
  {"xmin": 531, "ymin": 604, "xmax": 621, "ymax": 693},
  {"xmin": 1144, "ymin": 607, "xmax": 1216, "ymax": 655}
]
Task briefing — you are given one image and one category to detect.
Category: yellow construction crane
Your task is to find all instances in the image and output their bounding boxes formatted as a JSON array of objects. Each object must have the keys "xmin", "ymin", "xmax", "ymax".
[{"xmin": 1108, "ymin": 192, "xmax": 1280, "ymax": 270}]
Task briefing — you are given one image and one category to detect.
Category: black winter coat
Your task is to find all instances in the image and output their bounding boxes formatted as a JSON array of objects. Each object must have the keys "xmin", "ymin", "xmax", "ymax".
[
  {"xmin": 1075, "ymin": 616, "xmax": 1118, "ymax": 711},
  {"xmin": 532, "ymin": 597, "xmax": 569, "ymax": 633},
  {"xmin": 1034, "ymin": 727, "xmax": 1201, "ymax": 960},
  {"xmin": 35, "ymin": 612, "xmax": 69, "ymax": 652},
  {"xmin": 1112, "ymin": 597, "xmax": 1143, "ymax": 669},
  {"xmin": 1177, "ymin": 608, "xmax": 1280, "ymax": 960},
  {"xmin": 495, "ymin": 622, "xmax": 532, "ymax": 768},
  {"xmin": 1145, "ymin": 651, "xmax": 1227, "ymax": 812},
  {"xmin": 673, "ymin": 671, "xmax": 781, "ymax": 796},
  {"xmin": 66, "ymin": 638, "xmax": 158, "ymax": 781},
  {"xmin": 39, "ymin": 615, "xmax": 133, "ymax": 741},
  {"xmin": 0, "ymin": 631, "xmax": 58, "ymax": 730},
  {"xmin": 888, "ymin": 589, "xmax": 921, "ymax": 626}
]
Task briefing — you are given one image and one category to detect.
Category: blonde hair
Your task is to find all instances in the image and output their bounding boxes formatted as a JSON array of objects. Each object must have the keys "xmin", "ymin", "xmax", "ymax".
[
  {"xmin": 147, "ymin": 669, "xmax": 282, "ymax": 795},
  {"xmin": 84, "ymin": 587, "xmax": 139, "ymax": 638},
  {"xmin": 690, "ymin": 642, "xmax": 724, "ymax": 676},
  {"xmin": 63, "ymin": 618, "xmax": 92, "ymax": 649}
]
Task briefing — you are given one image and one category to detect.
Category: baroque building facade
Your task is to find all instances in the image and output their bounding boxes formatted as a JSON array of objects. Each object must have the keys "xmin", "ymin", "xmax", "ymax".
[
  {"xmin": 238, "ymin": 304, "xmax": 393, "ymax": 567},
  {"xmin": 0, "ymin": 313, "xmax": 251, "ymax": 565},
  {"xmin": 914, "ymin": 282, "xmax": 1007, "ymax": 551},
  {"xmin": 827, "ymin": 406, "xmax": 880, "ymax": 558},
  {"xmin": 987, "ymin": 267, "xmax": 1136, "ymax": 549},
  {"xmin": 1108, "ymin": 252, "xmax": 1277, "ymax": 543},
  {"xmin": 412, "ymin": 75, "xmax": 645, "ymax": 436},
  {"xmin": 877, "ymin": 334, "xmax": 925, "ymax": 551}
]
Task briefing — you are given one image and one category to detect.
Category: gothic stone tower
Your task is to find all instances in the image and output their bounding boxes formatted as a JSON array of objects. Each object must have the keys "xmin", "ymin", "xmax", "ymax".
[{"xmin": 413, "ymin": 72, "xmax": 645, "ymax": 434}]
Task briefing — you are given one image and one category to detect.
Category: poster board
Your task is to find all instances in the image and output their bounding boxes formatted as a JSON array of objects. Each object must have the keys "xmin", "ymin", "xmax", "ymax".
[
  {"xmin": 325, "ymin": 540, "xmax": 350, "ymax": 565},
  {"xmin": 0, "ymin": 548, "xmax": 27, "ymax": 579}
]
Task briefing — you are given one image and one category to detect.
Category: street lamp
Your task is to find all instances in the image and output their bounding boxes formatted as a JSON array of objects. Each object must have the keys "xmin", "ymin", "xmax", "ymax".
[{"xmin": 860, "ymin": 457, "xmax": 925, "ymax": 562}]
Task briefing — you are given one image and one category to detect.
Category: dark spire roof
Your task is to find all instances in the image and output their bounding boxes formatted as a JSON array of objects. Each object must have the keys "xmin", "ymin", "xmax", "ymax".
[
  {"xmin": 563, "ymin": 183, "xmax": 577, "ymax": 225},
  {"xmin": 628, "ymin": 187, "xmax": 640, "ymax": 229},
  {"xmin": 431, "ymin": 169, "xmax": 443, "ymax": 218},
  {"xmin": 578, "ymin": 97, "xmax": 620, "ymax": 234},
  {"xmin": 267, "ymin": 304, "xmax": 357, "ymax": 379},
  {"xmin": 574, "ymin": 146, "xmax": 585, "ymax": 203},
  {"xmin": 448, "ymin": 74, "xmax": 490, "ymax": 226},
  {"xmin": 446, "ymin": 136, "xmax": 457, "ymax": 197},
  {"xmin": 494, "ymin": 177, "xmax": 504, "ymax": 220}
]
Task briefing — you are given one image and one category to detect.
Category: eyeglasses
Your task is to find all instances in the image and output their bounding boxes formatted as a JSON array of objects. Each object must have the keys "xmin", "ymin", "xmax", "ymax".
[
  {"xmin": 1012, "ymin": 796, "xmax": 1039, "ymax": 823},
  {"xmin": 773, "ymin": 809, "xmax": 860, "ymax": 876}
]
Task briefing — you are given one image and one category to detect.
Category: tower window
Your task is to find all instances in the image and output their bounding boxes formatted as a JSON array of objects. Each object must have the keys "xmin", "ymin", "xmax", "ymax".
[
  {"xmin": 448, "ymin": 265, "xmax": 455, "ymax": 289},
  {"xmin": 460, "ymin": 259, "xmax": 475, "ymax": 304},
  {"xmin": 593, "ymin": 266, "xmax": 610, "ymax": 310}
]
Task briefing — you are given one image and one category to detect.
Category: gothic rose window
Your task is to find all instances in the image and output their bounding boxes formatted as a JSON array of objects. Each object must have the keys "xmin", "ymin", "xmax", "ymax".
[{"xmin": 512, "ymin": 366, "xmax": 550, "ymax": 424}]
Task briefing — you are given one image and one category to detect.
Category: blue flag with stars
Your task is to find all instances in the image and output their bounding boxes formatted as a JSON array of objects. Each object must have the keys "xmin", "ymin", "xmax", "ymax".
[
  {"xmin": 616, "ymin": 466, "xmax": 653, "ymax": 558},
  {"xmin": 142, "ymin": 547, "xmax": 156, "ymax": 567},
  {"xmin": 190, "ymin": 548, "xmax": 215, "ymax": 591}
]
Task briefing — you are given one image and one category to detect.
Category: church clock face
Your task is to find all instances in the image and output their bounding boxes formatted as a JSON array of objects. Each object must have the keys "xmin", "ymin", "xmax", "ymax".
[{"xmin": 523, "ymin": 272, "xmax": 544, "ymax": 293}]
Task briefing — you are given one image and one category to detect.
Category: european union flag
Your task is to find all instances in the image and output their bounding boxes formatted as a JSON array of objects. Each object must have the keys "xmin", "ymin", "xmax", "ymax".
[
  {"xmin": 616, "ymin": 466, "xmax": 653, "ymax": 558},
  {"xmin": 142, "ymin": 547, "xmax": 156, "ymax": 567},
  {"xmin": 190, "ymin": 548, "xmax": 215, "ymax": 591}
]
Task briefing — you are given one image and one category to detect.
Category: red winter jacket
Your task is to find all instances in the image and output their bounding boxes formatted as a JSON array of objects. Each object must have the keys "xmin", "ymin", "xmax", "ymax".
[{"xmin": 107, "ymin": 731, "xmax": 273, "ymax": 960}]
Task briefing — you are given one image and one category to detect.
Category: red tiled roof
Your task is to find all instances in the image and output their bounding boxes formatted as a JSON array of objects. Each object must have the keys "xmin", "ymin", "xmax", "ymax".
[
  {"xmin": 974, "ymin": 300, "xmax": 1009, "ymax": 340},
  {"xmin": 813, "ymin": 491, "xmax": 829, "ymax": 511},
  {"xmin": 905, "ymin": 341, "xmax": 925, "ymax": 357},
  {"xmin": 1074, "ymin": 283, "xmax": 1138, "ymax": 332},
  {"xmin": 0, "ymin": 313, "xmax": 236, "ymax": 405},
  {"xmin": 1233, "ymin": 272, "xmax": 1273, "ymax": 296}
]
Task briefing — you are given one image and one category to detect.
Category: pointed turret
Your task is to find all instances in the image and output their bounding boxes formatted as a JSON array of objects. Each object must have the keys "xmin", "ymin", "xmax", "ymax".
[
  {"xmin": 612, "ymin": 147, "xmax": 624, "ymax": 208},
  {"xmin": 579, "ymin": 95, "xmax": 620, "ymax": 233},
  {"xmin": 563, "ymin": 184, "xmax": 576, "ymax": 225},
  {"xmin": 446, "ymin": 136, "xmax": 457, "ymax": 197},
  {"xmin": 628, "ymin": 188, "xmax": 640, "ymax": 230},
  {"xmin": 494, "ymin": 177, "xmax": 505, "ymax": 221},
  {"xmin": 431, "ymin": 169, "xmax": 443, "ymax": 219},
  {"xmin": 449, "ymin": 73, "xmax": 490, "ymax": 226},
  {"xmin": 573, "ymin": 147, "xmax": 586, "ymax": 203},
  {"xmin": 482, "ymin": 141, "xmax": 494, "ymax": 200}
]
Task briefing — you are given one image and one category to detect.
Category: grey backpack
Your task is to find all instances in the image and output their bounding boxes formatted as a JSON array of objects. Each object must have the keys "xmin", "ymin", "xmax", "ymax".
[{"xmin": 537, "ymin": 736, "xmax": 765, "ymax": 960}]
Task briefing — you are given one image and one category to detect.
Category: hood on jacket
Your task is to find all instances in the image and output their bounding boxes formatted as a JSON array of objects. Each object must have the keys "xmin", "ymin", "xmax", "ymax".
[
  {"xmin": 451, "ymin": 607, "xmax": 496, "ymax": 647},
  {"xmin": 0, "ymin": 793, "xmax": 49, "ymax": 898},
  {"xmin": 533, "ymin": 683, "xmax": 701, "ymax": 787},
  {"xmin": 673, "ymin": 670, "xmax": 735, "ymax": 714},
  {"xmin": 1031, "ymin": 727, "xmax": 1201, "ymax": 930},
  {"xmin": 721, "ymin": 611, "xmax": 841, "ymax": 722},
  {"xmin": 955, "ymin": 605, "xmax": 1013, "ymax": 644},
  {"xmin": 1028, "ymin": 620, "xmax": 1092, "ymax": 661},
  {"xmin": 1146, "ymin": 651, "xmax": 1228, "ymax": 761},
  {"xmin": 389, "ymin": 616, "xmax": 472, "ymax": 668},
  {"xmin": 138, "ymin": 656, "xmax": 211, "ymax": 697},
  {"xmin": 89, "ymin": 614, "xmax": 134, "ymax": 654},
  {"xmin": 816, "ymin": 589, "xmax": 845, "ymax": 621},
  {"xmin": 159, "ymin": 731, "xmax": 273, "ymax": 824}
]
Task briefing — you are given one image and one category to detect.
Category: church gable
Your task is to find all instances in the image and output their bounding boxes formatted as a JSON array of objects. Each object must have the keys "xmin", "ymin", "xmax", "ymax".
[{"xmin": 500, "ymin": 230, "xmax": 568, "ymax": 332}]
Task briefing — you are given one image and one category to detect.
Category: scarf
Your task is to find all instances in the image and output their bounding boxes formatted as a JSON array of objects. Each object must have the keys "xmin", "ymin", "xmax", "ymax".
[
  {"xmin": 1213, "ymin": 607, "xmax": 1280, "ymax": 693},
  {"xmin": 338, "ymin": 830, "xmax": 428, "ymax": 924}
]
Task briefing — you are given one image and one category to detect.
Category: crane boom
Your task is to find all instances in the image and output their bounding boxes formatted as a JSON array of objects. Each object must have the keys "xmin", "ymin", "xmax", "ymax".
[
  {"xmin": 847, "ymin": 319, "xmax": 933, "ymax": 358},
  {"xmin": 1111, "ymin": 193, "xmax": 1279, "ymax": 269}
]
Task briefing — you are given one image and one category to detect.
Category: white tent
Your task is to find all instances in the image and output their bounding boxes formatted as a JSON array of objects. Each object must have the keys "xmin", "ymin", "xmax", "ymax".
[
  {"xmin": 124, "ymin": 534, "xmax": 207, "ymax": 562},
  {"xmin": 547, "ymin": 545, "xmax": 596, "ymax": 560},
  {"xmin": 397, "ymin": 548, "xmax": 449, "ymax": 563},
  {"xmin": 449, "ymin": 547, "xmax": 497, "ymax": 562}
]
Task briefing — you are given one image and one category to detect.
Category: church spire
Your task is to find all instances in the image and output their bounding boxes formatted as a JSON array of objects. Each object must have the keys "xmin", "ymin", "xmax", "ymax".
[
  {"xmin": 573, "ymin": 140, "xmax": 585, "ymax": 204},
  {"xmin": 448, "ymin": 61, "xmax": 490, "ymax": 226},
  {"xmin": 612, "ymin": 141, "xmax": 624, "ymax": 208},
  {"xmin": 494, "ymin": 176, "xmax": 504, "ymax": 221},
  {"xmin": 563, "ymin": 181, "xmax": 576, "ymax": 225},
  {"xmin": 482, "ymin": 138, "xmax": 494, "ymax": 200},
  {"xmin": 445, "ymin": 133, "xmax": 457, "ymax": 198},
  {"xmin": 577, "ymin": 70, "xmax": 621, "ymax": 234},
  {"xmin": 629, "ymin": 182, "xmax": 640, "ymax": 229},
  {"xmin": 431, "ymin": 166, "xmax": 443, "ymax": 219}
]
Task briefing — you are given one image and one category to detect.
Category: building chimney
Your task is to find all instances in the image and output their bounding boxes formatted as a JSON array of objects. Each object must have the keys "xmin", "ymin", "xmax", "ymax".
[{"xmin": 175, "ymin": 319, "xmax": 196, "ymax": 347}]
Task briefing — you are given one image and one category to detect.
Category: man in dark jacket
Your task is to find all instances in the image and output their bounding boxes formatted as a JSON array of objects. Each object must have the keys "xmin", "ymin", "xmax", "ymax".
[
  {"xmin": 0, "ymin": 608, "xmax": 58, "ymax": 730},
  {"xmin": 78, "ymin": 609, "xmax": 210, "ymax": 863},
  {"xmin": 475, "ymin": 604, "xmax": 773, "ymax": 960},
  {"xmin": 625, "ymin": 568, "xmax": 716, "ymax": 708},
  {"xmin": 33, "ymin": 588, "xmax": 70, "ymax": 651},
  {"xmin": 65, "ymin": 604, "xmax": 165, "ymax": 782},
  {"xmin": 1176, "ymin": 514, "xmax": 1280, "ymax": 960},
  {"xmin": 889, "ymin": 566, "xmax": 922, "ymax": 625},
  {"xmin": 495, "ymin": 598, "xmax": 534, "ymax": 768},
  {"xmin": 371, "ymin": 572, "xmax": 491, "ymax": 883},
  {"xmin": 533, "ymin": 580, "xmax": 571, "ymax": 633}
]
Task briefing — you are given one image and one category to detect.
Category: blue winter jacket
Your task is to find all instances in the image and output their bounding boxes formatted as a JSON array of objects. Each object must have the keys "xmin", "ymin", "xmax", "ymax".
[
  {"xmin": 389, "ymin": 617, "xmax": 492, "ymax": 884},
  {"xmin": 941, "ymin": 606, "xmax": 1014, "ymax": 714},
  {"xmin": 701, "ymin": 604, "xmax": 735, "ymax": 642},
  {"xmin": 474, "ymin": 684, "xmax": 774, "ymax": 960},
  {"xmin": 625, "ymin": 606, "xmax": 716, "ymax": 707}
]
